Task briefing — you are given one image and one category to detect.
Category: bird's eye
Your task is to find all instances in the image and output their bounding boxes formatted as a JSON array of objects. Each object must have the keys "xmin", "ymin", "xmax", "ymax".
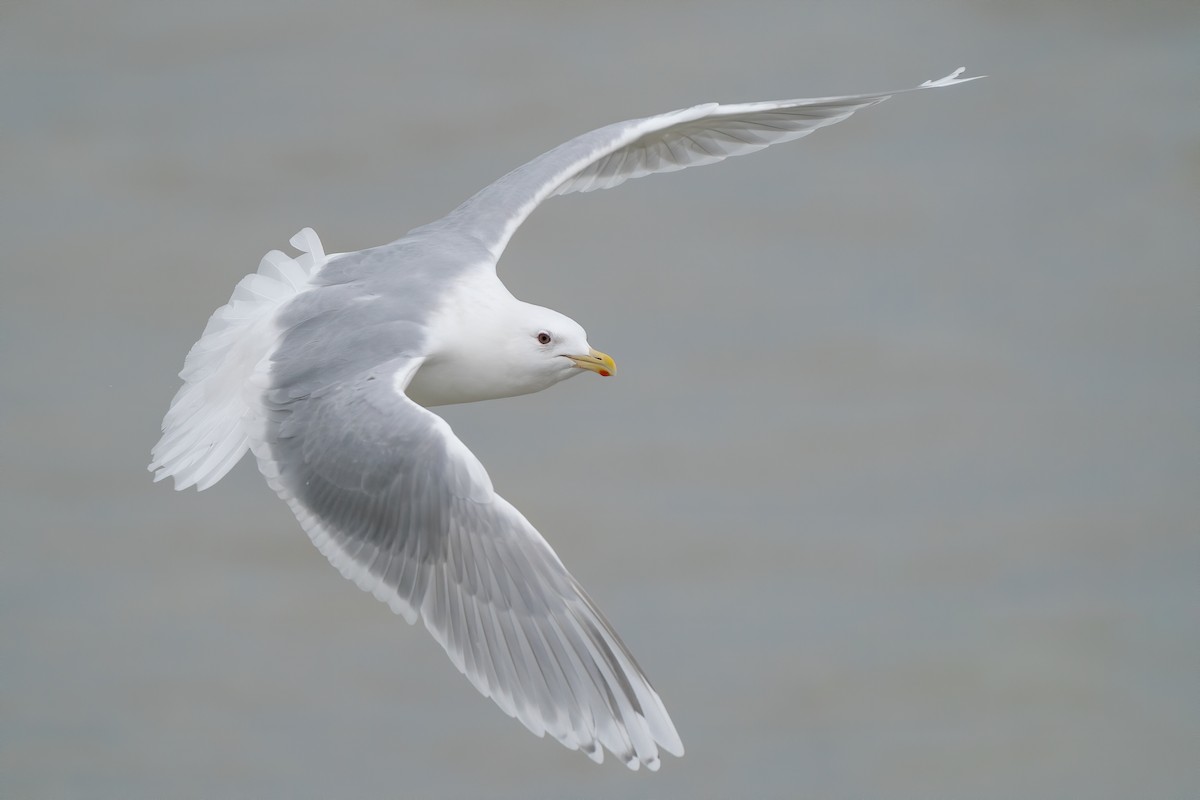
[{"xmin": 536, "ymin": 331, "xmax": 552, "ymax": 345}]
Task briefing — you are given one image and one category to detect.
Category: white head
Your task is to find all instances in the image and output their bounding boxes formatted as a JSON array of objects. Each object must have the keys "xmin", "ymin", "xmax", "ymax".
[
  {"xmin": 505, "ymin": 302, "xmax": 616, "ymax": 392},
  {"xmin": 407, "ymin": 297, "xmax": 615, "ymax": 408}
]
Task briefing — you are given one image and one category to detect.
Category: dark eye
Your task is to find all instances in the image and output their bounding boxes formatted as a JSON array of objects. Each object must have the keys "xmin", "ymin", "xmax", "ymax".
[{"xmin": 536, "ymin": 331, "xmax": 552, "ymax": 345}]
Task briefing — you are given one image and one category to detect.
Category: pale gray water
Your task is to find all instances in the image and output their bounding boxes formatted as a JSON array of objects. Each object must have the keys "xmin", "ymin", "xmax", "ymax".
[{"xmin": 3, "ymin": 1, "xmax": 1198, "ymax": 798}]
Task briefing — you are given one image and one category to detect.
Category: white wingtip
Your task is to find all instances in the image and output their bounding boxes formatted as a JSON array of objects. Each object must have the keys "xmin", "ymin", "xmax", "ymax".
[{"xmin": 920, "ymin": 67, "xmax": 986, "ymax": 88}]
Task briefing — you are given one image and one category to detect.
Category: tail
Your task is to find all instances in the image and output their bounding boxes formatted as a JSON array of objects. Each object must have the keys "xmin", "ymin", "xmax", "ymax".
[{"xmin": 149, "ymin": 228, "xmax": 327, "ymax": 490}]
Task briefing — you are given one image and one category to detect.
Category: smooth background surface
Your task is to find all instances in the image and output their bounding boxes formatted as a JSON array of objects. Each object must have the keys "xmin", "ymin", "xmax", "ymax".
[{"xmin": 3, "ymin": 1, "xmax": 1197, "ymax": 797}]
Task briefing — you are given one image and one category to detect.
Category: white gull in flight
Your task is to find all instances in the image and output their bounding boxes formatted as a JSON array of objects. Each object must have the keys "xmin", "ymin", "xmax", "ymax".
[{"xmin": 150, "ymin": 68, "xmax": 981, "ymax": 770}]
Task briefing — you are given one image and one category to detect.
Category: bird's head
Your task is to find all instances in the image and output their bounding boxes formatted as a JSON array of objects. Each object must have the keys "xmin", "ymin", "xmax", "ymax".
[{"xmin": 514, "ymin": 304, "xmax": 616, "ymax": 389}]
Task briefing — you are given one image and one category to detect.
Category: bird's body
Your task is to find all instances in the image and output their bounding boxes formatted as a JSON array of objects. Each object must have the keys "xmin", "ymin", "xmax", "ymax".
[{"xmin": 151, "ymin": 68, "xmax": 980, "ymax": 770}]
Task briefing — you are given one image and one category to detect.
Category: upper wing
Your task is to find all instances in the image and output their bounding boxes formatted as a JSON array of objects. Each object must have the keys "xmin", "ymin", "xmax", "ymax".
[
  {"xmin": 250, "ymin": 356, "xmax": 683, "ymax": 770},
  {"xmin": 429, "ymin": 69, "xmax": 982, "ymax": 261}
]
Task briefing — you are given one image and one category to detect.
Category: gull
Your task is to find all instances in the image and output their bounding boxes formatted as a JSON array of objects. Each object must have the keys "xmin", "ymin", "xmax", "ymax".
[{"xmin": 150, "ymin": 68, "xmax": 981, "ymax": 770}]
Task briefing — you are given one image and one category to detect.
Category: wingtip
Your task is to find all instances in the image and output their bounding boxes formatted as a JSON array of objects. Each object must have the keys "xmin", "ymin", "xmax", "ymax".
[
  {"xmin": 662, "ymin": 736, "xmax": 685, "ymax": 758},
  {"xmin": 148, "ymin": 462, "xmax": 181, "ymax": 488},
  {"xmin": 920, "ymin": 67, "xmax": 986, "ymax": 88},
  {"xmin": 582, "ymin": 741, "xmax": 604, "ymax": 764}
]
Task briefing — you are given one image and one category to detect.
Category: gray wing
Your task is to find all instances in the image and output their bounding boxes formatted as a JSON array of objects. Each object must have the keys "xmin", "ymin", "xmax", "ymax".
[
  {"xmin": 429, "ymin": 68, "xmax": 982, "ymax": 261},
  {"xmin": 251, "ymin": 355, "xmax": 682, "ymax": 770}
]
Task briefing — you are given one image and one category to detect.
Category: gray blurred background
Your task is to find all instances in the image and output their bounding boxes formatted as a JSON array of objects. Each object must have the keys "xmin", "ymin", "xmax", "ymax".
[{"xmin": 3, "ymin": 1, "xmax": 1197, "ymax": 798}]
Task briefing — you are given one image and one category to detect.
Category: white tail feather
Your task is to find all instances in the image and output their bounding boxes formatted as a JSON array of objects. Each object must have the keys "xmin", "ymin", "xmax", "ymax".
[{"xmin": 149, "ymin": 228, "xmax": 327, "ymax": 490}]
